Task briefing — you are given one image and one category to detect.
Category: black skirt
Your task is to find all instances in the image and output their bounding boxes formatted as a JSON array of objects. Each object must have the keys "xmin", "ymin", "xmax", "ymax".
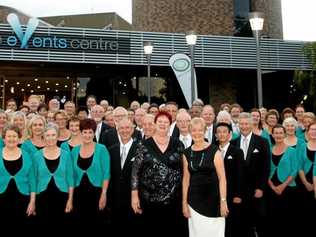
[{"xmin": 0, "ymin": 180, "xmax": 30, "ymax": 224}]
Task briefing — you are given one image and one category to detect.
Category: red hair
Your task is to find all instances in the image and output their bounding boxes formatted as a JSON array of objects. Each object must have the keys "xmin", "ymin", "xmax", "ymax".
[{"xmin": 154, "ymin": 111, "xmax": 172, "ymax": 124}]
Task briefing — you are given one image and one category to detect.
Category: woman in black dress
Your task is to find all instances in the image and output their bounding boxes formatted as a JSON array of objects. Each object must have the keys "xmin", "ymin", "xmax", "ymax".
[
  {"xmin": 33, "ymin": 123, "xmax": 74, "ymax": 228},
  {"xmin": 131, "ymin": 111, "xmax": 187, "ymax": 237},
  {"xmin": 0, "ymin": 125, "xmax": 36, "ymax": 230},
  {"xmin": 298, "ymin": 121, "xmax": 316, "ymax": 235},
  {"xmin": 71, "ymin": 119, "xmax": 110, "ymax": 233},
  {"xmin": 267, "ymin": 124, "xmax": 297, "ymax": 236},
  {"xmin": 182, "ymin": 117, "xmax": 228, "ymax": 237}
]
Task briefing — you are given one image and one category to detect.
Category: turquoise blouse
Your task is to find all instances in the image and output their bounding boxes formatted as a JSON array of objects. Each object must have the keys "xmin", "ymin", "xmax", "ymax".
[
  {"xmin": 71, "ymin": 143, "xmax": 110, "ymax": 188},
  {"xmin": 33, "ymin": 149, "xmax": 74, "ymax": 193},
  {"xmin": 270, "ymin": 146, "xmax": 298, "ymax": 187},
  {"xmin": 297, "ymin": 143, "xmax": 316, "ymax": 175},
  {"xmin": 296, "ymin": 127, "xmax": 305, "ymax": 139},
  {"xmin": 261, "ymin": 129, "xmax": 273, "ymax": 149},
  {"xmin": 21, "ymin": 139, "xmax": 43, "ymax": 159},
  {"xmin": 60, "ymin": 141, "xmax": 78, "ymax": 153},
  {"xmin": 0, "ymin": 138, "xmax": 4, "ymax": 148},
  {"xmin": 0, "ymin": 148, "xmax": 36, "ymax": 195},
  {"xmin": 232, "ymin": 131, "xmax": 239, "ymax": 141}
]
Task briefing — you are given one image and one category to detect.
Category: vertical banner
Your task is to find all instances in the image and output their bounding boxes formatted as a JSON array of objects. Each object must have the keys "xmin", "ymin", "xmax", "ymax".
[{"xmin": 169, "ymin": 53, "xmax": 197, "ymax": 107}]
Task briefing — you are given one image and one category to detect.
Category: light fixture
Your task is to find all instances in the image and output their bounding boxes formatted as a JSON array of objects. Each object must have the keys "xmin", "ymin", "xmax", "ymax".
[
  {"xmin": 143, "ymin": 41, "xmax": 153, "ymax": 55},
  {"xmin": 16, "ymin": 82, "xmax": 20, "ymax": 85},
  {"xmin": 186, "ymin": 31, "xmax": 198, "ymax": 106},
  {"xmin": 21, "ymin": 88, "xmax": 25, "ymax": 92},
  {"xmin": 185, "ymin": 31, "xmax": 197, "ymax": 45},
  {"xmin": 118, "ymin": 81, "xmax": 122, "ymax": 85},
  {"xmin": 47, "ymin": 88, "xmax": 50, "ymax": 91},
  {"xmin": 30, "ymin": 90, "xmax": 34, "ymax": 93},
  {"xmin": 64, "ymin": 85, "xmax": 68, "ymax": 88},
  {"xmin": 303, "ymin": 95, "xmax": 308, "ymax": 101},
  {"xmin": 27, "ymin": 84, "xmax": 30, "ymax": 87},
  {"xmin": 249, "ymin": 12, "xmax": 264, "ymax": 108},
  {"xmin": 34, "ymin": 78, "xmax": 38, "ymax": 81},
  {"xmin": 143, "ymin": 41, "xmax": 154, "ymax": 104},
  {"xmin": 45, "ymin": 81, "xmax": 49, "ymax": 84},
  {"xmin": 249, "ymin": 12, "xmax": 264, "ymax": 31},
  {"xmin": 123, "ymin": 83, "xmax": 127, "ymax": 87},
  {"xmin": 55, "ymin": 89, "xmax": 58, "ymax": 92},
  {"xmin": 66, "ymin": 76, "xmax": 70, "ymax": 79},
  {"xmin": 4, "ymin": 79, "xmax": 8, "ymax": 83},
  {"xmin": 37, "ymin": 86, "xmax": 41, "ymax": 89},
  {"xmin": 10, "ymin": 86, "xmax": 14, "ymax": 94},
  {"xmin": 56, "ymin": 83, "xmax": 59, "ymax": 86}
]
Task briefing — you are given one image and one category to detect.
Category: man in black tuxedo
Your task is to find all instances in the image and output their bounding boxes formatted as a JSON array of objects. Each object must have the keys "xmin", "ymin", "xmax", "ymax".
[
  {"xmin": 107, "ymin": 118, "xmax": 138, "ymax": 234},
  {"xmin": 90, "ymin": 105, "xmax": 112, "ymax": 143},
  {"xmin": 231, "ymin": 112, "xmax": 270, "ymax": 237},
  {"xmin": 99, "ymin": 106, "xmax": 142, "ymax": 148},
  {"xmin": 201, "ymin": 105, "xmax": 217, "ymax": 145},
  {"xmin": 166, "ymin": 102, "xmax": 180, "ymax": 138},
  {"xmin": 216, "ymin": 122, "xmax": 244, "ymax": 237}
]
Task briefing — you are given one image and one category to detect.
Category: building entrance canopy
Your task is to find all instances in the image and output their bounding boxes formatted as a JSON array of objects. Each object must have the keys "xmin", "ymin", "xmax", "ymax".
[{"xmin": 0, "ymin": 13, "xmax": 312, "ymax": 71}]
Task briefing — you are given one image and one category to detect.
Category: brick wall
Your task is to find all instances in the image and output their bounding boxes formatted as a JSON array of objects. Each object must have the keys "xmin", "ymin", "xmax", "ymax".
[{"xmin": 133, "ymin": 0, "xmax": 235, "ymax": 35}]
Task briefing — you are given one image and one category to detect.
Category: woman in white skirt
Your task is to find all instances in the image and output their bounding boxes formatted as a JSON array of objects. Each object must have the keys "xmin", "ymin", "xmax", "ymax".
[{"xmin": 182, "ymin": 117, "xmax": 229, "ymax": 237}]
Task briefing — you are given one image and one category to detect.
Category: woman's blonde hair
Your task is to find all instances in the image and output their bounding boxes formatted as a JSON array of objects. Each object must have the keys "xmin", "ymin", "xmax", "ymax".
[
  {"xmin": 189, "ymin": 117, "xmax": 206, "ymax": 132},
  {"xmin": 27, "ymin": 115, "xmax": 46, "ymax": 138},
  {"xmin": 11, "ymin": 111, "xmax": 28, "ymax": 140}
]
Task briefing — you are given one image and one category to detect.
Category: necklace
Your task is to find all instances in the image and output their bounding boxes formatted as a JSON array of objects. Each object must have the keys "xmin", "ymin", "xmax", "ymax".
[
  {"xmin": 154, "ymin": 137, "xmax": 169, "ymax": 146},
  {"xmin": 190, "ymin": 149, "xmax": 205, "ymax": 171}
]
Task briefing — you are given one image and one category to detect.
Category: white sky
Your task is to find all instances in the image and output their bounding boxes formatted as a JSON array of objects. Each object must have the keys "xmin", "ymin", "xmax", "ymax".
[{"xmin": 0, "ymin": 0, "xmax": 315, "ymax": 41}]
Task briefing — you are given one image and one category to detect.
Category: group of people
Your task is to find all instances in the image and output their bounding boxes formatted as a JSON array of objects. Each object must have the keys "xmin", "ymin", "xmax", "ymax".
[{"xmin": 0, "ymin": 95, "xmax": 315, "ymax": 237}]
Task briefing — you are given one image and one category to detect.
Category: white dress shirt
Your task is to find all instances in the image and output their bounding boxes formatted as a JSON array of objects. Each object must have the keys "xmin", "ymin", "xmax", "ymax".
[
  {"xmin": 204, "ymin": 124, "xmax": 213, "ymax": 143},
  {"xmin": 219, "ymin": 142, "xmax": 230, "ymax": 159},
  {"xmin": 168, "ymin": 121, "xmax": 177, "ymax": 137},
  {"xmin": 179, "ymin": 134, "xmax": 192, "ymax": 149},
  {"xmin": 95, "ymin": 122, "xmax": 103, "ymax": 142},
  {"xmin": 119, "ymin": 137, "xmax": 133, "ymax": 169},
  {"xmin": 240, "ymin": 132, "xmax": 252, "ymax": 160}
]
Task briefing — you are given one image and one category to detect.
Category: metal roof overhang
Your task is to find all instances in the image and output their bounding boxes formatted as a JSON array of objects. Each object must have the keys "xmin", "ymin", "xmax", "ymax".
[{"xmin": 0, "ymin": 24, "xmax": 312, "ymax": 71}]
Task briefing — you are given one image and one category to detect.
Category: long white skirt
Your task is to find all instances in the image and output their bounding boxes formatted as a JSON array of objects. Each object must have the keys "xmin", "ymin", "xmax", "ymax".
[{"xmin": 188, "ymin": 205, "xmax": 225, "ymax": 237}]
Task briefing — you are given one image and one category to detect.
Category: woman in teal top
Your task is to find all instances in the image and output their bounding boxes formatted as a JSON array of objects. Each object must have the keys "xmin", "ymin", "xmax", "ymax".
[
  {"xmin": 21, "ymin": 115, "xmax": 46, "ymax": 159},
  {"xmin": 33, "ymin": 123, "xmax": 74, "ymax": 227},
  {"xmin": 71, "ymin": 118, "xmax": 110, "ymax": 231},
  {"xmin": 0, "ymin": 125, "xmax": 36, "ymax": 228},
  {"xmin": 267, "ymin": 124, "xmax": 298, "ymax": 236},
  {"xmin": 251, "ymin": 108, "xmax": 273, "ymax": 150},
  {"xmin": 297, "ymin": 121, "xmax": 316, "ymax": 235},
  {"xmin": 60, "ymin": 116, "xmax": 82, "ymax": 152}
]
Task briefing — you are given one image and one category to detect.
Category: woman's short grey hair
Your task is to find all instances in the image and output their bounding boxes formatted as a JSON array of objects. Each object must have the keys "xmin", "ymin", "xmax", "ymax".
[
  {"xmin": 216, "ymin": 110, "xmax": 232, "ymax": 123},
  {"xmin": 44, "ymin": 122, "xmax": 60, "ymax": 137},
  {"xmin": 282, "ymin": 117, "xmax": 298, "ymax": 128},
  {"xmin": 238, "ymin": 112, "xmax": 253, "ymax": 124}
]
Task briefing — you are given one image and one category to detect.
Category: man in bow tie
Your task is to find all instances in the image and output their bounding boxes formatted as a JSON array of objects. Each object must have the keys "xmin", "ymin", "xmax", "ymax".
[{"xmin": 216, "ymin": 122, "xmax": 244, "ymax": 237}]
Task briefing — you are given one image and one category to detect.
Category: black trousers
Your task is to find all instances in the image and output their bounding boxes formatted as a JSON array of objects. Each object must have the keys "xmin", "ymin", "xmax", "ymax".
[
  {"xmin": 225, "ymin": 201, "xmax": 243, "ymax": 237},
  {"xmin": 240, "ymin": 193, "xmax": 268, "ymax": 237}
]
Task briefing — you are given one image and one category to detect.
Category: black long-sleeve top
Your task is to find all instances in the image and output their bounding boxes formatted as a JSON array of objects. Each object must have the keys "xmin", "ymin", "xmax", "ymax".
[{"xmin": 131, "ymin": 137, "xmax": 184, "ymax": 204}]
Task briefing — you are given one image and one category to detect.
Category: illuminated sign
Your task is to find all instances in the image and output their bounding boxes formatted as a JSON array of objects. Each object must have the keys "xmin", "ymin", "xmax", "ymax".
[{"xmin": 1, "ymin": 13, "xmax": 130, "ymax": 54}]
